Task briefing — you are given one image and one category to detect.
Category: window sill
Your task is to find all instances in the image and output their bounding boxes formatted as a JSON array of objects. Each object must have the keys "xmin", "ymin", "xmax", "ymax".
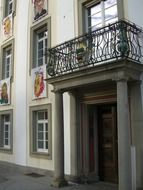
[
  {"xmin": 30, "ymin": 151, "xmax": 52, "ymax": 160},
  {"xmin": 0, "ymin": 147, "xmax": 13, "ymax": 154}
]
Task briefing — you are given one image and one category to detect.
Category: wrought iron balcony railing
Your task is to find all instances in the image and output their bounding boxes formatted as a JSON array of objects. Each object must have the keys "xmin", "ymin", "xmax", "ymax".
[{"xmin": 47, "ymin": 20, "xmax": 143, "ymax": 77}]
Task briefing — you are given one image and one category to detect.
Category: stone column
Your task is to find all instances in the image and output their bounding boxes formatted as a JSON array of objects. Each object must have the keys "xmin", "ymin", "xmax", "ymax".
[
  {"xmin": 51, "ymin": 91, "xmax": 67, "ymax": 187},
  {"xmin": 117, "ymin": 79, "xmax": 132, "ymax": 190},
  {"xmin": 69, "ymin": 92, "xmax": 79, "ymax": 182}
]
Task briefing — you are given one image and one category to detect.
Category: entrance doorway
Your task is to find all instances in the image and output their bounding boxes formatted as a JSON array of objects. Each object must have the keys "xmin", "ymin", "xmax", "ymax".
[
  {"xmin": 80, "ymin": 103, "xmax": 118, "ymax": 183},
  {"xmin": 98, "ymin": 104, "xmax": 118, "ymax": 183}
]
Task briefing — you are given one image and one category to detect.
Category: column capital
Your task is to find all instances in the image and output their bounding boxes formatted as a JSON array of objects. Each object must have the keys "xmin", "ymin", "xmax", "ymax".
[
  {"xmin": 51, "ymin": 89, "xmax": 64, "ymax": 94},
  {"xmin": 129, "ymin": 80, "xmax": 142, "ymax": 86},
  {"xmin": 112, "ymin": 76, "xmax": 129, "ymax": 82}
]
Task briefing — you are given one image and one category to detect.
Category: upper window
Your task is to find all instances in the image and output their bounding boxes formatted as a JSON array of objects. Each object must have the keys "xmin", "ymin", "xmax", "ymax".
[
  {"xmin": 5, "ymin": 0, "xmax": 13, "ymax": 17},
  {"xmin": 36, "ymin": 28, "xmax": 48, "ymax": 67},
  {"xmin": 0, "ymin": 110, "xmax": 13, "ymax": 151},
  {"xmin": 3, "ymin": 46, "xmax": 12, "ymax": 79},
  {"xmin": 31, "ymin": 18, "xmax": 51, "ymax": 70},
  {"xmin": 88, "ymin": 0, "xmax": 118, "ymax": 31},
  {"xmin": 81, "ymin": 0, "xmax": 118, "ymax": 32},
  {"xmin": 1, "ymin": 40, "xmax": 14, "ymax": 80}
]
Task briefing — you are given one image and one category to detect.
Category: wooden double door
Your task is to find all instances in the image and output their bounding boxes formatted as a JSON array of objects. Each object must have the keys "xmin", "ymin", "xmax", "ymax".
[{"xmin": 81, "ymin": 103, "xmax": 118, "ymax": 183}]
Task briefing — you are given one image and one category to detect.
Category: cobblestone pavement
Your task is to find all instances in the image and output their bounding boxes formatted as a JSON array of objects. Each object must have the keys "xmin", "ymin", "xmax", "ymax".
[
  {"xmin": 0, "ymin": 172, "xmax": 118, "ymax": 190},
  {"xmin": 0, "ymin": 161, "xmax": 118, "ymax": 190}
]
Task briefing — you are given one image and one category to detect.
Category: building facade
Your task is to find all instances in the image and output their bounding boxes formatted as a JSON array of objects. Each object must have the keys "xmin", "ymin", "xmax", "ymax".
[{"xmin": 0, "ymin": 0, "xmax": 143, "ymax": 190}]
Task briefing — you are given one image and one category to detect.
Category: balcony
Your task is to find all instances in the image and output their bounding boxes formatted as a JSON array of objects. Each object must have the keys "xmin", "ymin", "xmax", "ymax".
[{"xmin": 47, "ymin": 20, "xmax": 143, "ymax": 79}]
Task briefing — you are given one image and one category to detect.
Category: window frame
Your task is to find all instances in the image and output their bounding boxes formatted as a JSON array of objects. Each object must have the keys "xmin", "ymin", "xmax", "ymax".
[
  {"xmin": 0, "ymin": 110, "xmax": 13, "ymax": 153},
  {"xmin": 29, "ymin": 104, "xmax": 52, "ymax": 159},
  {"xmin": 1, "ymin": 39, "xmax": 14, "ymax": 80},
  {"xmin": 78, "ymin": 0, "xmax": 124, "ymax": 35},
  {"xmin": 30, "ymin": 17, "xmax": 51, "ymax": 72}
]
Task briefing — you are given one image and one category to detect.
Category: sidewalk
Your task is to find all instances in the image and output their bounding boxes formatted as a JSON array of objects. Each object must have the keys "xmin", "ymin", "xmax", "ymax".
[{"xmin": 0, "ymin": 162, "xmax": 118, "ymax": 190}]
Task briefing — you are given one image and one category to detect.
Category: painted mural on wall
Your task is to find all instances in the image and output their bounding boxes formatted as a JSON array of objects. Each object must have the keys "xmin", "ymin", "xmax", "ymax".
[
  {"xmin": 32, "ymin": 0, "xmax": 48, "ymax": 21},
  {"xmin": 3, "ymin": 14, "xmax": 13, "ymax": 41},
  {"xmin": 32, "ymin": 65, "xmax": 47, "ymax": 99},
  {"xmin": 0, "ymin": 78, "xmax": 10, "ymax": 105}
]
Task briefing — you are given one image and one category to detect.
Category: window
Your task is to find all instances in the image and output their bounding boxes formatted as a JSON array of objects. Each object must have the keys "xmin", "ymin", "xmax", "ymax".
[
  {"xmin": 30, "ymin": 104, "xmax": 52, "ymax": 158},
  {"xmin": 1, "ymin": 40, "xmax": 14, "ymax": 80},
  {"xmin": 78, "ymin": 0, "xmax": 119, "ymax": 34},
  {"xmin": 36, "ymin": 29, "xmax": 47, "ymax": 67},
  {"xmin": 5, "ymin": 0, "xmax": 13, "ymax": 17},
  {"xmin": 36, "ymin": 110, "xmax": 48, "ymax": 153},
  {"xmin": 3, "ymin": 46, "xmax": 12, "ymax": 79},
  {"xmin": 30, "ymin": 18, "xmax": 51, "ymax": 70},
  {"xmin": 0, "ymin": 110, "xmax": 13, "ymax": 151},
  {"xmin": 87, "ymin": 0, "xmax": 118, "ymax": 31}
]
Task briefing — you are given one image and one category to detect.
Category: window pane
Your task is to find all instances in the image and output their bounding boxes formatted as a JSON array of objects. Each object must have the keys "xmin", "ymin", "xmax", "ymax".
[
  {"xmin": 105, "ymin": 0, "xmax": 117, "ymax": 9},
  {"xmin": 5, "ymin": 132, "xmax": 9, "ymax": 138},
  {"xmin": 45, "ymin": 111, "xmax": 48, "ymax": 119},
  {"xmin": 90, "ymin": 3, "xmax": 101, "ymax": 15},
  {"xmin": 105, "ymin": 6, "xmax": 117, "ymax": 21},
  {"xmin": 38, "ymin": 32, "xmax": 44, "ymax": 39},
  {"xmin": 91, "ymin": 12, "xmax": 102, "ymax": 27},
  {"xmin": 38, "ymin": 41, "xmax": 43, "ymax": 49},
  {"xmin": 5, "ymin": 139, "xmax": 8, "ymax": 145},
  {"xmin": 38, "ymin": 58, "xmax": 43, "ymax": 66},
  {"xmin": 45, "ymin": 132, "xmax": 48, "ymax": 140},
  {"xmin": 38, "ymin": 111, "xmax": 44, "ymax": 120},
  {"xmin": 5, "ymin": 115, "xmax": 10, "ymax": 122},
  {"xmin": 38, "ymin": 141, "xmax": 44, "ymax": 149},
  {"xmin": 45, "ymin": 123, "xmax": 48, "ymax": 131},
  {"xmin": 5, "ymin": 125, "xmax": 9, "ymax": 131},
  {"xmin": 38, "ymin": 132, "xmax": 43, "ymax": 140},
  {"xmin": 38, "ymin": 49, "xmax": 43, "ymax": 58},
  {"xmin": 46, "ymin": 141, "xmax": 48, "ymax": 149},
  {"xmin": 105, "ymin": 17, "xmax": 118, "ymax": 25},
  {"xmin": 38, "ymin": 123, "xmax": 44, "ymax": 131}
]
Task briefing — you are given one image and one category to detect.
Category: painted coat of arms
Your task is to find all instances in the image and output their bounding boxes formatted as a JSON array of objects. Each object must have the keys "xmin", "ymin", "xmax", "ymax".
[{"xmin": 32, "ymin": 65, "xmax": 47, "ymax": 99}]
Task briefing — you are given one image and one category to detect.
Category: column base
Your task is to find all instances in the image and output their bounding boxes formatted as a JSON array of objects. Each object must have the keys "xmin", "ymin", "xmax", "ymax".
[{"xmin": 51, "ymin": 177, "xmax": 68, "ymax": 188}]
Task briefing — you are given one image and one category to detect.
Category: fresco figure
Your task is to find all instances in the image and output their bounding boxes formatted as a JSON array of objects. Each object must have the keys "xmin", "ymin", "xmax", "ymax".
[{"xmin": 34, "ymin": 0, "xmax": 47, "ymax": 20}]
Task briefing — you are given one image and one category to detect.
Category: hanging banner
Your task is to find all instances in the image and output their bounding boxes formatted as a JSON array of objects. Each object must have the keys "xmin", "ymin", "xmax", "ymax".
[
  {"xmin": 0, "ymin": 78, "xmax": 11, "ymax": 105},
  {"xmin": 3, "ymin": 14, "xmax": 13, "ymax": 41},
  {"xmin": 32, "ymin": 65, "xmax": 47, "ymax": 99},
  {"xmin": 32, "ymin": 0, "xmax": 48, "ymax": 21}
]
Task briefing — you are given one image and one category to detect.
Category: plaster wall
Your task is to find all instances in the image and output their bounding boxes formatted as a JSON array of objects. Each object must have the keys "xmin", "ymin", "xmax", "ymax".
[
  {"xmin": 13, "ymin": 0, "xmax": 29, "ymax": 165},
  {"xmin": 123, "ymin": 0, "xmax": 143, "ymax": 28},
  {"xmin": 130, "ymin": 82, "xmax": 143, "ymax": 188}
]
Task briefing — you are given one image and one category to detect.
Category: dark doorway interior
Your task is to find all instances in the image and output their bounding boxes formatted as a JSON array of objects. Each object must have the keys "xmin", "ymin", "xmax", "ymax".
[
  {"xmin": 80, "ymin": 103, "xmax": 118, "ymax": 183},
  {"xmin": 98, "ymin": 104, "xmax": 118, "ymax": 183}
]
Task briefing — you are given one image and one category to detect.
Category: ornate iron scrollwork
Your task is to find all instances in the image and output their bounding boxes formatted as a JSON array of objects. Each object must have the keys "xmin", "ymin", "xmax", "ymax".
[{"xmin": 46, "ymin": 20, "xmax": 143, "ymax": 77}]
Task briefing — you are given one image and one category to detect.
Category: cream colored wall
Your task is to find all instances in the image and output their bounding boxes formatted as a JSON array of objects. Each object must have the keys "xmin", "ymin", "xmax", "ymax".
[
  {"xmin": 0, "ymin": 0, "xmax": 15, "ymax": 164},
  {"xmin": 26, "ymin": 0, "xmax": 54, "ymax": 171},
  {"xmin": 123, "ymin": 0, "xmax": 143, "ymax": 27}
]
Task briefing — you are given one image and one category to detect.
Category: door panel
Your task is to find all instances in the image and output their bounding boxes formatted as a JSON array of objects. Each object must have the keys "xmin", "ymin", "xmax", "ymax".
[{"xmin": 98, "ymin": 105, "xmax": 118, "ymax": 183}]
